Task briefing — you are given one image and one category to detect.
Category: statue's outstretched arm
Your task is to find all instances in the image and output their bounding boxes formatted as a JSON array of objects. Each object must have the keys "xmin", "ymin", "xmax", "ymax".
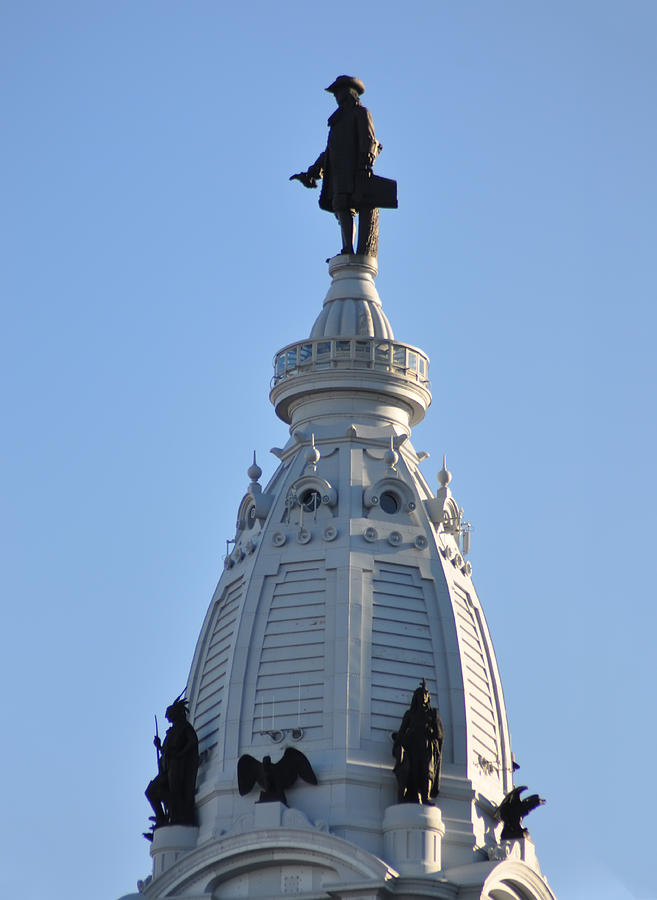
[
  {"xmin": 306, "ymin": 152, "xmax": 325, "ymax": 179},
  {"xmin": 290, "ymin": 152, "xmax": 325, "ymax": 189}
]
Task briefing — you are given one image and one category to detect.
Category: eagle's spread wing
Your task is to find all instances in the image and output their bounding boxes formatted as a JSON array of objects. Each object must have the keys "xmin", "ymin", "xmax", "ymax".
[
  {"xmin": 237, "ymin": 754, "xmax": 263, "ymax": 796},
  {"xmin": 520, "ymin": 793, "xmax": 545, "ymax": 815},
  {"xmin": 495, "ymin": 786, "xmax": 526, "ymax": 820},
  {"xmin": 275, "ymin": 747, "xmax": 318, "ymax": 789}
]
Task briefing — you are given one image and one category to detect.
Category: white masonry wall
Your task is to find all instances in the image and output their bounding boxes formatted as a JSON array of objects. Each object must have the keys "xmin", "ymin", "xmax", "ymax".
[{"xmin": 186, "ymin": 423, "xmax": 513, "ymax": 868}]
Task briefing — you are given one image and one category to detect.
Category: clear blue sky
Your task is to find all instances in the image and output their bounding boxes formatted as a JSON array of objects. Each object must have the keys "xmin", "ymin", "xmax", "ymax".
[{"xmin": 2, "ymin": 3, "xmax": 655, "ymax": 898}]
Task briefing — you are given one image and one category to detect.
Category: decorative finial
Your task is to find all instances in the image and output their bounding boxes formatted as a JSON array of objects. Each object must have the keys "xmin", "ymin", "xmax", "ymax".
[
  {"xmin": 305, "ymin": 434, "xmax": 321, "ymax": 470},
  {"xmin": 248, "ymin": 451, "xmax": 263, "ymax": 496},
  {"xmin": 384, "ymin": 435, "xmax": 399, "ymax": 470},
  {"xmin": 437, "ymin": 455, "xmax": 452, "ymax": 488},
  {"xmin": 248, "ymin": 451, "xmax": 262, "ymax": 483}
]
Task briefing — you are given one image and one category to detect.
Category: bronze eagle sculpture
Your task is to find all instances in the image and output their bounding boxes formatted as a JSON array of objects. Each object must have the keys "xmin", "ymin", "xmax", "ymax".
[
  {"xmin": 237, "ymin": 747, "xmax": 318, "ymax": 806},
  {"xmin": 494, "ymin": 785, "xmax": 546, "ymax": 840}
]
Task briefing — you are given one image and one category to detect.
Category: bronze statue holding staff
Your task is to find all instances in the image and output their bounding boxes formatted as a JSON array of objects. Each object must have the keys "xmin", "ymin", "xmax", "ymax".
[{"xmin": 145, "ymin": 694, "xmax": 199, "ymax": 836}]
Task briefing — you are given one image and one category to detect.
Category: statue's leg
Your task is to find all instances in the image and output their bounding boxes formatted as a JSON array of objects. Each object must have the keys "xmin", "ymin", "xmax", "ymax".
[
  {"xmin": 335, "ymin": 211, "xmax": 355, "ymax": 255},
  {"xmin": 146, "ymin": 778, "xmax": 168, "ymax": 824},
  {"xmin": 357, "ymin": 207, "xmax": 379, "ymax": 257}
]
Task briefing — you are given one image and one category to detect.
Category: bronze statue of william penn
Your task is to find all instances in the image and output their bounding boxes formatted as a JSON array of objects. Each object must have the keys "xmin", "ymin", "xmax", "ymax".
[{"xmin": 291, "ymin": 75, "xmax": 397, "ymax": 258}]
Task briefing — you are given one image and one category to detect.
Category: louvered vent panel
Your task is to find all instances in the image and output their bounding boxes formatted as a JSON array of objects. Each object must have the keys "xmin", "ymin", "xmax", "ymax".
[
  {"xmin": 371, "ymin": 563, "xmax": 437, "ymax": 739},
  {"xmin": 194, "ymin": 578, "xmax": 243, "ymax": 753},
  {"xmin": 252, "ymin": 562, "xmax": 326, "ymax": 740},
  {"xmin": 452, "ymin": 584, "xmax": 500, "ymax": 766}
]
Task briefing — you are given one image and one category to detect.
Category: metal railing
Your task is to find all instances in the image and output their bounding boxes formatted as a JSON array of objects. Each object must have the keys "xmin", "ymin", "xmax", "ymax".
[{"xmin": 272, "ymin": 337, "xmax": 430, "ymax": 388}]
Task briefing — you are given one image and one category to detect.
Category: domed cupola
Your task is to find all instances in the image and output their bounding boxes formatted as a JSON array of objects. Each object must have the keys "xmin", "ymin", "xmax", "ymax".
[
  {"xmin": 120, "ymin": 249, "xmax": 555, "ymax": 900},
  {"xmin": 270, "ymin": 255, "xmax": 431, "ymax": 432},
  {"xmin": 309, "ymin": 254, "xmax": 393, "ymax": 338}
]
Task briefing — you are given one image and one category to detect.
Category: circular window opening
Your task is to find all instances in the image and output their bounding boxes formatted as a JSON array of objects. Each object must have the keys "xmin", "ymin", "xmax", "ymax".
[
  {"xmin": 379, "ymin": 491, "xmax": 400, "ymax": 514},
  {"xmin": 246, "ymin": 505, "xmax": 256, "ymax": 529},
  {"xmin": 300, "ymin": 489, "xmax": 322, "ymax": 512}
]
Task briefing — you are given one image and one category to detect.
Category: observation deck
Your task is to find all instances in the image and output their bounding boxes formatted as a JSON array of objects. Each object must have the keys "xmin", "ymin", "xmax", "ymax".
[
  {"xmin": 272, "ymin": 336, "xmax": 430, "ymax": 388},
  {"xmin": 269, "ymin": 256, "xmax": 432, "ymax": 428}
]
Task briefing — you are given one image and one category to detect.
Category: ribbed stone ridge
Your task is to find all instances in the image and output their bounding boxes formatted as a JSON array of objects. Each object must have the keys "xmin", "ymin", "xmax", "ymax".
[{"xmin": 310, "ymin": 254, "xmax": 394, "ymax": 339}]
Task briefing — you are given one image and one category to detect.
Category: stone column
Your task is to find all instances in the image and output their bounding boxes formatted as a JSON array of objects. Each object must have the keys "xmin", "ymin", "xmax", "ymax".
[
  {"xmin": 382, "ymin": 804, "xmax": 445, "ymax": 876},
  {"xmin": 150, "ymin": 825, "xmax": 199, "ymax": 879}
]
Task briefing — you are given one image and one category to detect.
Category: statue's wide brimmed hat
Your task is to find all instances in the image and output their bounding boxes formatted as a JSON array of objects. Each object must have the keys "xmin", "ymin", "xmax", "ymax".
[{"xmin": 326, "ymin": 75, "xmax": 365, "ymax": 96}]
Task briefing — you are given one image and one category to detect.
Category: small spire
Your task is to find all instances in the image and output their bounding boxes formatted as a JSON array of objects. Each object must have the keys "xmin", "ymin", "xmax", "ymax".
[{"xmin": 248, "ymin": 451, "xmax": 262, "ymax": 492}]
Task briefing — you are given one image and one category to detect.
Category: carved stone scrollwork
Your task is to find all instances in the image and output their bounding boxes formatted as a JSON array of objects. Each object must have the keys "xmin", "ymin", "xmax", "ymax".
[
  {"xmin": 231, "ymin": 546, "xmax": 245, "ymax": 564},
  {"xmin": 441, "ymin": 498, "xmax": 461, "ymax": 535},
  {"xmin": 236, "ymin": 490, "xmax": 274, "ymax": 532}
]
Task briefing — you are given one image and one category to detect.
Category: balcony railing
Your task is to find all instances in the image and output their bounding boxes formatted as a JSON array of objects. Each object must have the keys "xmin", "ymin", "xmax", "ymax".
[{"xmin": 272, "ymin": 337, "xmax": 430, "ymax": 388}]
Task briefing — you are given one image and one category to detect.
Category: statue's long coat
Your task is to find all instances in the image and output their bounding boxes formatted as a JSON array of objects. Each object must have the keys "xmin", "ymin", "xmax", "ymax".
[
  {"xmin": 393, "ymin": 705, "xmax": 444, "ymax": 801},
  {"xmin": 161, "ymin": 720, "xmax": 199, "ymax": 823},
  {"xmin": 312, "ymin": 102, "xmax": 379, "ymax": 211}
]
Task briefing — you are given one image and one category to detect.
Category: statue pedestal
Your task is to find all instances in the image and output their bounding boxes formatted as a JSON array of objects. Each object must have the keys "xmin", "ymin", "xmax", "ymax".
[
  {"xmin": 324, "ymin": 253, "xmax": 379, "ymax": 304},
  {"xmin": 254, "ymin": 800, "xmax": 286, "ymax": 828},
  {"xmin": 382, "ymin": 804, "xmax": 445, "ymax": 876},
  {"xmin": 487, "ymin": 836, "xmax": 541, "ymax": 873},
  {"xmin": 150, "ymin": 825, "xmax": 199, "ymax": 879}
]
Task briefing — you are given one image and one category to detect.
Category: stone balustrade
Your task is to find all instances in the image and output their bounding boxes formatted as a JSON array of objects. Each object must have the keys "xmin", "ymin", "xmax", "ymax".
[{"xmin": 272, "ymin": 336, "xmax": 430, "ymax": 388}]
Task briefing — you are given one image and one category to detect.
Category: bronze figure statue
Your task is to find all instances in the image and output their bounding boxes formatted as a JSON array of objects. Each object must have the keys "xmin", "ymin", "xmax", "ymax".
[
  {"xmin": 291, "ymin": 75, "xmax": 397, "ymax": 258},
  {"xmin": 494, "ymin": 786, "xmax": 546, "ymax": 840},
  {"xmin": 145, "ymin": 695, "xmax": 199, "ymax": 836},
  {"xmin": 392, "ymin": 680, "xmax": 444, "ymax": 805},
  {"xmin": 237, "ymin": 747, "xmax": 318, "ymax": 806}
]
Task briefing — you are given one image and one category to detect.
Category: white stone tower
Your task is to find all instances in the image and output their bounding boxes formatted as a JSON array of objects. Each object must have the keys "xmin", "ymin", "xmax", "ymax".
[{"xmin": 122, "ymin": 254, "xmax": 556, "ymax": 900}]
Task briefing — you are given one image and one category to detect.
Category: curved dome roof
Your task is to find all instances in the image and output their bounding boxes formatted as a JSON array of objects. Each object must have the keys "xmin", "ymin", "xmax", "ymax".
[
  {"xmin": 309, "ymin": 254, "xmax": 394, "ymax": 339},
  {"xmin": 310, "ymin": 296, "xmax": 394, "ymax": 339}
]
